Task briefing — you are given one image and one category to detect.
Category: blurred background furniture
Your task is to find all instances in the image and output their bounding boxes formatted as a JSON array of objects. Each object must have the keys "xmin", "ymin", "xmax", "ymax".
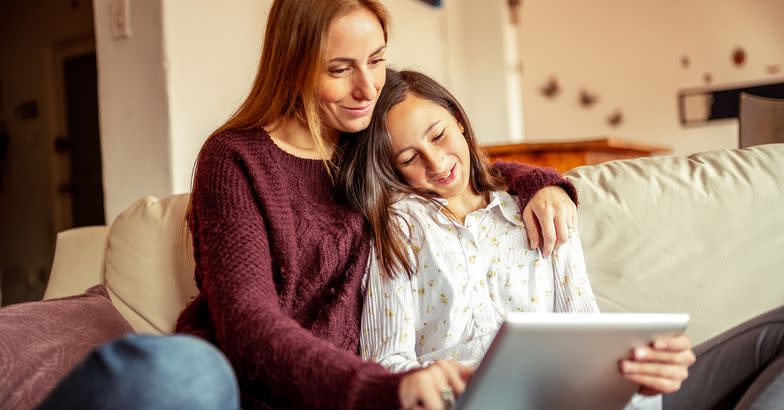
[
  {"xmin": 483, "ymin": 137, "xmax": 671, "ymax": 172},
  {"xmin": 739, "ymin": 93, "xmax": 784, "ymax": 148}
]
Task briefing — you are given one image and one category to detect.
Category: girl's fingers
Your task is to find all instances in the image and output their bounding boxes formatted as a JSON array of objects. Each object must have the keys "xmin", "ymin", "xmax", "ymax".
[
  {"xmin": 632, "ymin": 346, "xmax": 696, "ymax": 366},
  {"xmin": 622, "ymin": 372, "xmax": 683, "ymax": 395},
  {"xmin": 620, "ymin": 360, "xmax": 689, "ymax": 381},
  {"xmin": 652, "ymin": 335, "xmax": 693, "ymax": 352}
]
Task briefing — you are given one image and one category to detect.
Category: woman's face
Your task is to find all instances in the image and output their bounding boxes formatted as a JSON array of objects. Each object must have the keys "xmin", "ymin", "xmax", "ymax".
[
  {"xmin": 386, "ymin": 94, "xmax": 473, "ymax": 201},
  {"xmin": 318, "ymin": 8, "xmax": 387, "ymax": 134}
]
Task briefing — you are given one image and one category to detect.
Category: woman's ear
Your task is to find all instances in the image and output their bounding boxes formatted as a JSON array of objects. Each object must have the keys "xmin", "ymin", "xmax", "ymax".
[{"xmin": 458, "ymin": 122, "xmax": 465, "ymax": 134}]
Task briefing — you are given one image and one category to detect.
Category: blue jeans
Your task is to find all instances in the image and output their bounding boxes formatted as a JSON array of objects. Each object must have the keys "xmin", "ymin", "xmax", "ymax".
[{"xmin": 37, "ymin": 334, "xmax": 239, "ymax": 410}]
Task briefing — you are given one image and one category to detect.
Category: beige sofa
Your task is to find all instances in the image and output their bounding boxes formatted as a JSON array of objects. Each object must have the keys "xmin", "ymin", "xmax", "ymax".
[{"xmin": 43, "ymin": 144, "xmax": 784, "ymax": 345}]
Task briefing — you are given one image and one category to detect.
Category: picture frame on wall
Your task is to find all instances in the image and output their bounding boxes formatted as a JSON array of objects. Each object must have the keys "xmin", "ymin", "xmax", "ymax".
[{"xmin": 419, "ymin": 0, "xmax": 442, "ymax": 6}]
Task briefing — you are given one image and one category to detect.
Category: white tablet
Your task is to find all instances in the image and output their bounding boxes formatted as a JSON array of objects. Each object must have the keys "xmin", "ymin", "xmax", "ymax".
[{"xmin": 456, "ymin": 312, "xmax": 690, "ymax": 410}]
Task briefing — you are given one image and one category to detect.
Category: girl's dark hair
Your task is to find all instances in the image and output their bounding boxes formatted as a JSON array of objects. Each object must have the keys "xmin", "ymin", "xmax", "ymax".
[{"xmin": 336, "ymin": 68, "xmax": 505, "ymax": 278}]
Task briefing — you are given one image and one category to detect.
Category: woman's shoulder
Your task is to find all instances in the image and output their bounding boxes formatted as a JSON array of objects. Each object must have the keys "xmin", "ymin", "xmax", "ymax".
[{"xmin": 199, "ymin": 128, "xmax": 272, "ymax": 160}]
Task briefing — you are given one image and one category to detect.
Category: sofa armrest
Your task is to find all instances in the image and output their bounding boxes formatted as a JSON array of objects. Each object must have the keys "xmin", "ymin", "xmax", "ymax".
[{"xmin": 44, "ymin": 226, "xmax": 110, "ymax": 300}]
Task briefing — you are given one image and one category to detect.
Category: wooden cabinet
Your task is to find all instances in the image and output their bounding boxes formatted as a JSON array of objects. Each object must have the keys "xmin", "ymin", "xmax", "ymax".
[{"xmin": 483, "ymin": 138, "xmax": 671, "ymax": 173}]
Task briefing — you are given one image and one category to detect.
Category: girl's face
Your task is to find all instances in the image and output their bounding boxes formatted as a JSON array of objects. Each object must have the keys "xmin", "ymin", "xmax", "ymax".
[
  {"xmin": 318, "ymin": 8, "xmax": 387, "ymax": 134},
  {"xmin": 386, "ymin": 94, "xmax": 473, "ymax": 201}
]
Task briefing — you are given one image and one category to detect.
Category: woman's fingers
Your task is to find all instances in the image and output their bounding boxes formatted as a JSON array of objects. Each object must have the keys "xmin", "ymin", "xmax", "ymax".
[
  {"xmin": 534, "ymin": 205, "xmax": 557, "ymax": 256},
  {"xmin": 553, "ymin": 210, "xmax": 571, "ymax": 248},
  {"xmin": 432, "ymin": 360, "xmax": 468, "ymax": 394},
  {"xmin": 522, "ymin": 206, "xmax": 540, "ymax": 250},
  {"xmin": 400, "ymin": 361, "xmax": 476, "ymax": 410}
]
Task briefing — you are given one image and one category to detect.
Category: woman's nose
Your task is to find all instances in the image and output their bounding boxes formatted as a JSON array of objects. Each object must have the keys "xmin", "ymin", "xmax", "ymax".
[{"xmin": 352, "ymin": 69, "xmax": 377, "ymax": 101}]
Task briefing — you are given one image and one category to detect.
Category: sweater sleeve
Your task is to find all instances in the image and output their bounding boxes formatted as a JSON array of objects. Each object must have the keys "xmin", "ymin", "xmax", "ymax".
[
  {"xmin": 190, "ymin": 142, "xmax": 406, "ymax": 410},
  {"xmin": 492, "ymin": 161, "xmax": 579, "ymax": 210}
]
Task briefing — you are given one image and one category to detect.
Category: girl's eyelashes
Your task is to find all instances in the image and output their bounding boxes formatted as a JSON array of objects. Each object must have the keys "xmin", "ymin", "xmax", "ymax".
[
  {"xmin": 401, "ymin": 153, "xmax": 418, "ymax": 166},
  {"xmin": 432, "ymin": 129, "xmax": 445, "ymax": 142}
]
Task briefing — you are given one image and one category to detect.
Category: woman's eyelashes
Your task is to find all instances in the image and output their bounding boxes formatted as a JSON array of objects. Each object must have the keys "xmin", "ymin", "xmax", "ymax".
[{"xmin": 328, "ymin": 58, "xmax": 385, "ymax": 77}]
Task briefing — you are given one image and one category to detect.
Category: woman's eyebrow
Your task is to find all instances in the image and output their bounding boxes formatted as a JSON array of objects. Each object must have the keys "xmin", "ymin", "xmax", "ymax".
[{"xmin": 328, "ymin": 45, "xmax": 386, "ymax": 64}]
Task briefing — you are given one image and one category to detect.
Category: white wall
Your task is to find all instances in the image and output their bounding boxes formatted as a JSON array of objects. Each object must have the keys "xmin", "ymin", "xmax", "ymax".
[
  {"xmin": 162, "ymin": 0, "xmax": 270, "ymax": 194},
  {"xmin": 518, "ymin": 0, "xmax": 784, "ymax": 155},
  {"xmin": 93, "ymin": 0, "xmax": 172, "ymax": 221},
  {"xmin": 384, "ymin": 0, "xmax": 448, "ymax": 83}
]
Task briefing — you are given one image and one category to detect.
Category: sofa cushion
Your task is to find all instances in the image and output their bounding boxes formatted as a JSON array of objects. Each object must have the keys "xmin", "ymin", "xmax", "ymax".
[
  {"xmin": 104, "ymin": 193, "xmax": 197, "ymax": 334},
  {"xmin": 0, "ymin": 284, "xmax": 133, "ymax": 409},
  {"xmin": 567, "ymin": 143, "xmax": 784, "ymax": 344}
]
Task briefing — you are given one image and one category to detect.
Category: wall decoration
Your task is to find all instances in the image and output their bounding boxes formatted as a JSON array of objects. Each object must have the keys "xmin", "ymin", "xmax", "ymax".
[
  {"xmin": 732, "ymin": 48, "xmax": 746, "ymax": 67},
  {"xmin": 681, "ymin": 55, "xmax": 690, "ymax": 69},
  {"xmin": 767, "ymin": 64, "xmax": 781, "ymax": 75},
  {"xmin": 578, "ymin": 89, "xmax": 598, "ymax": 108},
  {"xmin": 607, "ymin": 110, "xmax": 623, "ymax": 127},
  {"xmin": 540, "ymin": 77, "xmax": 560, "ymax": 99},
  {"xmin": 703, "ymin": 73, "xmax": 712, "ymax": 85},
  {"xmin": 418, "ymin": 0, "xmax": 442, "ymax": 6}
]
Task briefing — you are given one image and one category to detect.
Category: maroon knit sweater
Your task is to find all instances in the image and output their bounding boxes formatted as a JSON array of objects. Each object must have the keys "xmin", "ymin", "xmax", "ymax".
[{"xmin": 175, "ymin": 129, "xmax": 577, "ymax": 410}]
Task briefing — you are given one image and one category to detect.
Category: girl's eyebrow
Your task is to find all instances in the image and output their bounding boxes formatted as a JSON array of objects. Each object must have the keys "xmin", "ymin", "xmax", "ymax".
[
  {"xmin": 328, "ymin": 45, "xmax": 387, "ymax": 64},
  {"xmin": 394, "ymin": 120, "xmax": 441, "ymax": 157}
]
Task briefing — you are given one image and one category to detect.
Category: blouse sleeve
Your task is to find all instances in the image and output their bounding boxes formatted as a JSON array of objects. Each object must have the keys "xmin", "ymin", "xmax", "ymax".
[
  {"xmin": 551, "ymin": 231, "xmax": 600, "ymax": 313},
  {"xmin": 361, "ymin": 246, "xmax": 424, "ymax": 373}
]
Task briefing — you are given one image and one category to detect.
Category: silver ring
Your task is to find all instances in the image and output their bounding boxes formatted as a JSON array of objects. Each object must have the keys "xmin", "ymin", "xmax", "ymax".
[{"xmin": 440, "ymin": 388, "xmax": 455, "ymax": 409}]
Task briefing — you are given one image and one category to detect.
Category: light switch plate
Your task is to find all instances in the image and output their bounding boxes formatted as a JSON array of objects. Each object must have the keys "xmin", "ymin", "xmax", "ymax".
[{"xmin": 109, "ymin": 0, "xmax": 132, "ymax": 40}]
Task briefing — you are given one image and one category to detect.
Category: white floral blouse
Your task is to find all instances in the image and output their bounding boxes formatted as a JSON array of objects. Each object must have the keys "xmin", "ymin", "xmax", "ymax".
[{"xmin": 360, "ymin": 191, "xmax": 600, "ymax": 371}]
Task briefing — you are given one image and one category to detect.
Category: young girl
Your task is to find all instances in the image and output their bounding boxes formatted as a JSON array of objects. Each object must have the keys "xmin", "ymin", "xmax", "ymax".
[{"xmin": 337, "ymin": 69, "xmax": 693, "ymax": 408}]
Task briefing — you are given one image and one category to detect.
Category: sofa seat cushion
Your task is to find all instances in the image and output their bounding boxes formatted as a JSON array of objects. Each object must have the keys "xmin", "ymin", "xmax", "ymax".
[{"xmin": 0, "ymin": 285, "xmax": 133, "ymax": 409}]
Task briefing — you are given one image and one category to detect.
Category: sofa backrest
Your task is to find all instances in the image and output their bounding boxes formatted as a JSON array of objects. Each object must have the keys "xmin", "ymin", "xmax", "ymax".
[
  {"xmin": 567, "ymin": 143, "xmax": 784, "ymax": 344},
  {"xmin": 103, "ymin": 193, "xmax": 196, "ymax": 333},
  {"xmin": 45, "ymin": 144, "xmax": 784, "ymax": 344}
]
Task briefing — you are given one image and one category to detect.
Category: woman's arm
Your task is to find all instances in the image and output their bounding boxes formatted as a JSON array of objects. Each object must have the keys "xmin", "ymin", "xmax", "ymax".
[
  {"xmin": 190, "ymin": 142, "xmax": 403, "ymax": 410},
  {"xmin": 493, "ymin": 161, "xmax": 579, "ymax": 256}
]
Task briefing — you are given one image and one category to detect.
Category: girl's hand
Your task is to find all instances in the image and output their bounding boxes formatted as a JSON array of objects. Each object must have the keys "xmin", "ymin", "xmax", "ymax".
[
  {"xmin": 523, "ymin": 186, "xmax": 577, "ymax": 256},
  {"xmin": 399, "ymin": 360, "xmax": 475, "ymax": 410},
  {"xmin": 620, "ymin": 335, "xmax": 697, "ymax": 395}
]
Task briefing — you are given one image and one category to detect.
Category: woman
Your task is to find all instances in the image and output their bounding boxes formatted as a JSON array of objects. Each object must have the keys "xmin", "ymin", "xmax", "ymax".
[{"xmin": 172, "ymin": 1, "xmax": 577, "ymax": 409}]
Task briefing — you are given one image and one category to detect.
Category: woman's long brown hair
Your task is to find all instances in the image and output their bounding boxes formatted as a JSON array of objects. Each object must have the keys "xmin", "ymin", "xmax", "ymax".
[
  {"xmin": 184, "ymin": 0, "xmax": 389, "ymax": 237},
  {"xmin": 336, "ymin": 69, "xmax": 505, "ymax": 279}
]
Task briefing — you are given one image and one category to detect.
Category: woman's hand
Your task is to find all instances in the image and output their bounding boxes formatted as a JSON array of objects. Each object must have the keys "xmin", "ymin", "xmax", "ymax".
[
  {"xmin": 523, "ymin": 186, "xmax": 577, "ymax": 256},
  {"xmin": 399, "ymin": 360, "xmax": 475, "ymax": 410},
  {"xmin": 620, "ymin": 335, "xmax": 697, "ymax": 395}
]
